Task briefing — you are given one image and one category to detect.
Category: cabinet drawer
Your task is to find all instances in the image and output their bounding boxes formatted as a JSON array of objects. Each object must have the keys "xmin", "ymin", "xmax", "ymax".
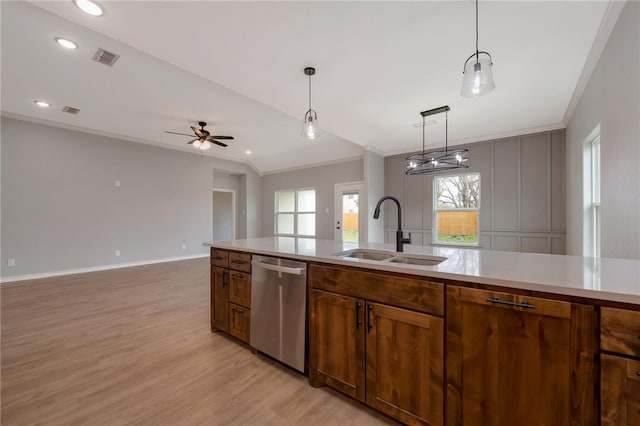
[
  {"xmin": 309, "ymin": 263, "xmax": 444, "ymax": 316},
  {"xmin": 229, "ymin": 272, "xmax": 251, "ymax": 308},
  {"xmin": 229, "ymin": 303, "xmax": 250, "ymax": 343},
  {"xmin": 601, "ymin": 354, "xmax": 640, "ymax": 426},
  {"xmin": 211, "ymin": 249, "xmax": 228, "ymax": 268},
  {"xmin": 229, "ymin": 252, "xmax": 251, "ymax": 273},
  {"xmin": 601, "ymin": 307, "xmax": 640, "ymax": 357}
]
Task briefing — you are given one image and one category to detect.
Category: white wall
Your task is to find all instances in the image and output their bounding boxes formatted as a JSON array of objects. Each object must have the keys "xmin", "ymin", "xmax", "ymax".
[
  {"xmin": 261, "ymin": 159, "xmax": 364, "ymax": 239},
  {"xmin": 385, "ymin": 130, "xmax": 566, "ymax": 254},
  {"xmin": 364, "ymin": 150, "xmax": 385, "ymax": 243},
  {"xmin": 565, "ymin": 1, "xmax": 640, "ymax": 259},
  {"xmin": 0, "ymin": 117, "xmax": 261, "ymax": 278}
]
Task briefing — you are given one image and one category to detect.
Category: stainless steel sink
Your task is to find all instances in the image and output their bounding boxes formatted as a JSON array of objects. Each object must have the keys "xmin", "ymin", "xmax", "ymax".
[
  {"xmin": 387, "ymin": 255, "xmax": 447, "ymax": 266},
  {"xmin": 336, "ymin": 249, "xmax": 446, "ymax": 266},
  {"xmin": 336, "ymin": 249, "xmax": 395, "ymax": 261}
]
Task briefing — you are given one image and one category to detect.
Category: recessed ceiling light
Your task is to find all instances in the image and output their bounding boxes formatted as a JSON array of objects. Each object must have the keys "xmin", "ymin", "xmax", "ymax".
[
  {"xmin": 245, "ymin": 150, "xmax": 252, "ymax": 155},
  {"xmin": 73, "ymin": 0, "xmax": 103, "ymax": 17},
  {"xmin": 34, "ymin": 100, "xmax": 51, "ymax": 108},
  {"xmin": 55, "ymin": 37, "xmax": 78, "ymax": 49}
]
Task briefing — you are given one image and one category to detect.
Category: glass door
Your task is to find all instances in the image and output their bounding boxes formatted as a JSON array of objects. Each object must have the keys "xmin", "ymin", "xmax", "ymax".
[{"xmin": 335, "ymin": 182, "xmax": 364, "ymax": 242}]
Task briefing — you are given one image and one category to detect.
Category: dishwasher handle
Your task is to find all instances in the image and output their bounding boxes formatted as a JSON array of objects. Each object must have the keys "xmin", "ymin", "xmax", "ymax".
[{"xmin": 251, "ymin": 260, "xmax": 306, "ymax": 276}]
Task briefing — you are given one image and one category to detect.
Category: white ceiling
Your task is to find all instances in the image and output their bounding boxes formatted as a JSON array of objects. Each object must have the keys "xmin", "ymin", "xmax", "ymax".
[{"xmin": 1, "ymin": 1, "xmax": 609, "ymax": 174}]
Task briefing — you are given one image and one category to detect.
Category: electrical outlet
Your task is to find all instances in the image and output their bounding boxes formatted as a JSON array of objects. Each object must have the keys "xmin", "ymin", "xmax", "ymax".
[
  {"xmin": 114, "ymin": 180, "xmax": 120, "ymax": 187},
  {"xmin": 181, "ymin": 243, "xmax": 187, "ymax": 250},
  {"xmin": 115, "ymin": 250, "xmax": 120, "ymax": 257},
  {"xmin": 7, "ymin": 259, "xmax": 15, "ymax": 267}
]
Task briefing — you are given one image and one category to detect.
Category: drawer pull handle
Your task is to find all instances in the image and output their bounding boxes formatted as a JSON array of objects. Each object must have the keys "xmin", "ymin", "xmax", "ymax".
[
  {"xmin": 236, "ymin": 309, "xmax": 244, "ymax": 314},
  {"xmin": 231, "ymin": 260, "xmax": 246, "ymax": 265},
  {"xmin": 486, "ymin": 297, "xmax": 535, "ymax": 309},
  {"xmin": 214, "ymin": 256, "xmax": 225, "ymax": 261}
]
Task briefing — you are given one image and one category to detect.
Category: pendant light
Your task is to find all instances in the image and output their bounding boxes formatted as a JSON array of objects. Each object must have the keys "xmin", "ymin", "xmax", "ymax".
[
  {"xmin": 301, "ymin": 67, "xmax": 319, "ymax": 139},
  {"xmin": 405, "ymin": 106, "xmax": 469, "ymax": 175},
  {"xmin": 461, "ymin": 0, "xmax": 495, "ymax": 97}
]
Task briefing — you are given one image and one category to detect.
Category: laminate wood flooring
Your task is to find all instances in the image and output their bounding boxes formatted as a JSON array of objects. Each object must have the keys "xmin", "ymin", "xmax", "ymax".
[{"xmin": 1, "ymin": 258, "xmax": 396, "ymax": 426}]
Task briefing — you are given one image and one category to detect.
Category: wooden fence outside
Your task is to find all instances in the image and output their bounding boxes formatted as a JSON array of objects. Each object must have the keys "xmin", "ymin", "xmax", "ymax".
[
  {"xmin": 343, "ymin": 212, "xmax": 359, "ymax": 231},
  {"xmin": 437, "ymin": 211, "xmax": 478, "ymax": 236}
]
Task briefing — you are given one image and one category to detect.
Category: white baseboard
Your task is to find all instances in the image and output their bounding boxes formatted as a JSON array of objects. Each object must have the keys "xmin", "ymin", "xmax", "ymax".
[{"xmin": 0, "ymin": 254, "xmax": 209, "ymax": 284}]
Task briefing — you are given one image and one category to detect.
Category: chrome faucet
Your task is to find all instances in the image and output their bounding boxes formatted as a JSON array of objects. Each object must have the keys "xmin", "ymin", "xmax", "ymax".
[{"xmin": 373, "ymin": 195, "xmax": 411, "ymax": 252}]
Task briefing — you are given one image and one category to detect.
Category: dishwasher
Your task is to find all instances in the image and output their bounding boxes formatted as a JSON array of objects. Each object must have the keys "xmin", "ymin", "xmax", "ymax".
[{"xmin": 250, "ymin": 254, "xmax": 307, "ymax": 373}]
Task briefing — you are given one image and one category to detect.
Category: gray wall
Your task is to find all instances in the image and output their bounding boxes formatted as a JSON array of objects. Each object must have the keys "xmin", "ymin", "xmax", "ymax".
[
  {"xmin": 261, "ymin": 159, "xmax": 364, "ymax": 239},
  {"xmin": 384, "ymin": 130, "xmax": 566, "ymax": 254},
  {"xmin": 566, "ymin": 1, "xmax": 640, "ymax": 259},
  {"xmin": 0, "ymin": 117, "xmax": 261, "ymax": 278},
  {"xmin": 364, "ymin": 150, "xmax": 385, "ymax": 243}
]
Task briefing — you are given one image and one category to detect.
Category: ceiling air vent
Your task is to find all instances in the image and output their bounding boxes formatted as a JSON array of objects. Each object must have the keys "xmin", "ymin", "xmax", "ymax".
[
  {"xmin": 92, "ymin": 48, "xmax": 120, "ymax": 67},
  {"xmin": 62, "ymin": 106, "xmax": 80, "ymax": 115}
]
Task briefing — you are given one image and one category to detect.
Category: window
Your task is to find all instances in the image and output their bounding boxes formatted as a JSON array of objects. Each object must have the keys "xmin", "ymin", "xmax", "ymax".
[
  {"xmin": 434, "ymin": 173, "xmax": 480, "ymax": 245},
  {"xmin": 591, "ymin": 136, "xmax": 601, "ymax": 257},
  {"xmin": 275, "ymin": 189, "xmax": 316, "ymax": 236}
]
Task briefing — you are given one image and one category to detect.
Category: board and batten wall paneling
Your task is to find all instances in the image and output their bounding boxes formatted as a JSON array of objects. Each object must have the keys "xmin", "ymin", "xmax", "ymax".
[
  {"xmin": 493, "ymin": 139, "xmax": 520, "ymax": 231},
  {"xmin": 384, "ymin": 130, "xmax": 566, "ymax": 254}
]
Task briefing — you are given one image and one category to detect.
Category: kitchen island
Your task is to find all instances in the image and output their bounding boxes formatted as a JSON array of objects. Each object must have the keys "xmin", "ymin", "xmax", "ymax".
[{"xmin": 205, "ymin": 237, "xmax": 640, "ymax": 426}]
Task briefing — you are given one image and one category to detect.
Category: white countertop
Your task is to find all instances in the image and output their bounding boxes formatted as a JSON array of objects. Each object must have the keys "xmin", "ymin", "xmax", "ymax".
[{"xmin": 204, "ymin": 237, "xmax": 640, "ymax": 306}]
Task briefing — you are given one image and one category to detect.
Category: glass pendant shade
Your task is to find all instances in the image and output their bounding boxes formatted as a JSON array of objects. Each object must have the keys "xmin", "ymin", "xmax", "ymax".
[
  {"xmin": 192, "ymin": 140, "xmax": 201, "ymax": 149},
  {"xmin": 301, "ymin": 111, "xmax": 319, "ymax": 139},
  {"xmin": 200, "ymin": 140, "xmax": 212, "ymax": 150},
  {"xmin": 461, "ymin": 52, "xmax": 495, "ymax": 97}
]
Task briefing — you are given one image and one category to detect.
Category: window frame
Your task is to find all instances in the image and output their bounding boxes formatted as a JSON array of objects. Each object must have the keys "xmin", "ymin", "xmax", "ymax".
[
  {"xmin": 591, "ymin": 136, "xmax": 601, "ymax": 258},
  {"xmin": 432, "ymin": 172, "xmax": 481, "ymax": 247},
  {"xmin": 274, "ymin": 188, "xmax": 316, "ymax": 237}
]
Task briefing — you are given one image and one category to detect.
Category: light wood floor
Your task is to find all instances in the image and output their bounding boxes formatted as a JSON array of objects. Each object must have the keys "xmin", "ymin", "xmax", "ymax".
[{"xmin": 1, "ymin": 258, "xmax": 396, "ymax": 426}]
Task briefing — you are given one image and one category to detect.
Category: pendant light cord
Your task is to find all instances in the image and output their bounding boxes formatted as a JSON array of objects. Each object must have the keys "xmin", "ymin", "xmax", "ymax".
[
  {"xmin": 422, "ymin": 115, "xmax": 426, "ymax": 159},
  {"xmin": 476, "ymin": 0, "xmax": 479, "ymax": 55},
  {"xmin": 445, "ymin": 110, "xmax": 449, "ymax": 154},
  {"xmin": 308, "ymin": 74, "xmax": 312, "ymax": 112}
]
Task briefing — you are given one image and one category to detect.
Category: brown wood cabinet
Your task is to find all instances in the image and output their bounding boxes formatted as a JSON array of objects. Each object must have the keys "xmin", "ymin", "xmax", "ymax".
[
  {"xmin": 210, "ymin": 266, "xmax": 229, "ymax": 333},
  {"xmin": 309, "ymin": 290, "xmax": 365, "ymax": 401},
  {"xmin": 309, "ymin": 264, "xmax": 444, "ymax": 426},
  {"xmin": 366, "ymin": 302, "xmax": 443, "ymax": 426},
  {"xmin": 446, "ymin": 286, "xmax": 596, "ymax": 426},
  {"xmin": 601, "ymin": 307, "xmax": 640, "ymax": 426},
  {"xmin": 210, "ymin": 249, "xmax": 251, "ymax": 344}
]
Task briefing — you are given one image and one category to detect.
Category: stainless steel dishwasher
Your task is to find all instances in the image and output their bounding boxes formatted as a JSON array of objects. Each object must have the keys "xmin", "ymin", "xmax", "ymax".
[{"xmin": 250, "ymin": 254, "xmax": 307, "ymax": 373}]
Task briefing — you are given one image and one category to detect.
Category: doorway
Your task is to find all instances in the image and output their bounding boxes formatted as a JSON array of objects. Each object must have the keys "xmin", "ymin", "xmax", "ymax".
[
  {"xmin": 335, "ymin": 182, "xmax": 365, "ymax": 242},
  {"xmin": 213, "ymin": 189, "xmax": 235, "ymax": 241}
]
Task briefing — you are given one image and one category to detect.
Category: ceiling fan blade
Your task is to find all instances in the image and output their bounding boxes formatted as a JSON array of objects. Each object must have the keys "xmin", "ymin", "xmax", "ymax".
[
  {"xmin": 165, "ymin": 131, "xmax": 194, "ymax": 137},
  {"xmin": 191, "ymin": 126, "xmax": 205, "ymax": 138},
  {"xmin": 211, "ymin": 135, "xmax": 234, "ymax": 140},
  {"xmin": 206, "ymin": 136, "xmax": 228, "ymax": 147}
]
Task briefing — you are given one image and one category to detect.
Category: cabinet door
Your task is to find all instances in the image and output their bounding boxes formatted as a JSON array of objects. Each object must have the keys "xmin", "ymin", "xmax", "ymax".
[
  {"xmin": 211, "ymin": 266, "xmax": 229, "ymax": 333},
  {"xmin": 366, "ymin": 303, "xmax": 443, "ymax": 426},
  {"xmin": 309, "ymin": 289, "xmax": 365, "ymax": 401},
  {"xmin": 446, "ymin": 286, "xmax": 596, "ymax": 426},
  {"xmin": 229, "ymin": 303, "xmax": 250, "ymax": 343},
  {"xmin": 229, "ymin": 272, "xmax": 251, "ymax": 308},
  {"xmin": 601, "ymin": 354, "xmax": 640, "ymax": 426}
]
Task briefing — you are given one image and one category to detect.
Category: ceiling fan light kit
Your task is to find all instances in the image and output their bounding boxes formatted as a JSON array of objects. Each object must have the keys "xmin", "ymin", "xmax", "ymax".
[
  {"xmin": 461, "ymin": 0, "xmax": 495, "ymax": 97},
  {"xmin": 301, "ymin": 67, "xmax": 320, "ymax": 140},
  {"xmin": 405, "ymin": 106, "xmax": 469, "ymax": 175}
]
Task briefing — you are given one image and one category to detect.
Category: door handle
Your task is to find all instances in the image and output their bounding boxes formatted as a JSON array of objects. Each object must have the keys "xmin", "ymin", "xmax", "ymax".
[
  {"xmin": 355, "ymin": 302, "xmax": 362, "ymax": 329},
  {"xmin": 223, "ymin": 270, "xmax": 229, "ymax": 287},
  {"xmin": 367, "ymin": 304, "xmax": 374, "ymax": 332}
]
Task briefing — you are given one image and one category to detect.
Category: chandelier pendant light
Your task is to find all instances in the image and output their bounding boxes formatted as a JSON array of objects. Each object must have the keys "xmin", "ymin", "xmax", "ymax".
[
  {"xmin": 405, "ymin": 106, "xmax": 469, "ymax": 175},
  {"xmin": 461, "ymin": 0, "xmax": 495, "ymax": 97},
  {"xmin": 301, "ymin": 67, "xmax": 320, "ymax": 139}
]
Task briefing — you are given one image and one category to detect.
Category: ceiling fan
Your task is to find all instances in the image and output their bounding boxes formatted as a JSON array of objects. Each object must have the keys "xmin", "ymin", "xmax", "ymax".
[{"xmin": 164, "ymin": 121, "xmax": 234, "ymax": 150}]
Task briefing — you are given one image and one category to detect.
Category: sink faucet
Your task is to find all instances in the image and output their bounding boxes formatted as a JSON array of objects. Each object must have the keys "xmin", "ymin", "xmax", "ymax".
[{"xmin": 373, "ymin": 195, "xmax": 411, "ymax": 252}]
